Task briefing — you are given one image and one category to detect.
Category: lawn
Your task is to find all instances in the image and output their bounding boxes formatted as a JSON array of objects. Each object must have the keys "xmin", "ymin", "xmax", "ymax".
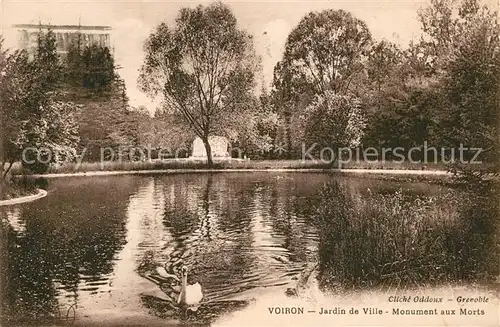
[{"xmin": 8, "ymin": 159, "xmax": 449, "ymax": 175}]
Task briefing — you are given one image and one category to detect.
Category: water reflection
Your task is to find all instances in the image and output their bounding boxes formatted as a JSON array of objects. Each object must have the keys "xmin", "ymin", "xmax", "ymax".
[
  {"xmin": 0, "ymin": 173, "xmax": 498, "ymax": 325},
  {"xmin": 0, "ymin": 176, "xmax": 145, "ymax": 324},
  {"xmin": 154, "ymin": 174, "xmax": 323, "ymax": 304}
]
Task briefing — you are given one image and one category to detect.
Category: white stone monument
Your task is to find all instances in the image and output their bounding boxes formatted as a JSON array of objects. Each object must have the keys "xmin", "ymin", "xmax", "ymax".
[{"xmin": 190, "ymin": 136, "xmax": 230, "ymax": 159}]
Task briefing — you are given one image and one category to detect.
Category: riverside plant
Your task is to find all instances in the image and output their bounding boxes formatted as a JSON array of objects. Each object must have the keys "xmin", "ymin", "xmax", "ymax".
[
  {"xmin": 313, "ymin": 181, "xmax": 499, "ymax": 293},
  {"xmin": 0, "ymin": 175, "xmax": 40, "ymax": 200}
]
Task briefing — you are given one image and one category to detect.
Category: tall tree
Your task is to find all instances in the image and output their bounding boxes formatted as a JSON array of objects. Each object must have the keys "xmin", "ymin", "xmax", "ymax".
[
  {"xmin": 281, "ymin": 9, "xmax": 372, "ymax": 95},
  {"xmin": 66, "ymin": 43, "xmax": 115, "ymax": 92},
  {"xmin": 442, "ymin": 0, "xmax": 499, "ymax": 169},
  {"xmin": 70, "ymin": 74, "xmax": 135, "ymax": 161},
  {"xmin": 271, "ymin": 59, "xmax": 307, "ymax": 157},
  {"xmin": 61, "ymin": 39, "xmax": 139, "ymax": 161},
  {"xmin": 0, "ymin": 38, "xmax": 14, "ymax": 192},
  {"xmin": 272, "ymin": 9, "xmax": 372, "ymax": 156},
  {"xmin": 33, "ymin": 29, "xmax": 62, "ymax": 94},
  {"xmin": 0, "ymin": 31, "xmax": 79, "ymax": 176},
  {"xmin": 303, "ymin": 91, "xmax": 365, "ymax": 162},
  {"xmin": 418, "ymin": 0, "xmax": 499, "ymax": 176},
  {"xmin": 366, "ymin": 40, "xmax": 405, "ymax": 111},
  {"xmin": 138, "ymin": 2, "xmax": 259, "ymax": 166},
  {"xmin": 361, "ymin": 40, "xmax": 440, "ymax": 151}
]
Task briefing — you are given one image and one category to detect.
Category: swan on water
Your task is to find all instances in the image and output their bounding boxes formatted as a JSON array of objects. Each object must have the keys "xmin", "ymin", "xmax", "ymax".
[{"xmin": 178, "ymin": 265, "xmax": 203, "ymax": 306}]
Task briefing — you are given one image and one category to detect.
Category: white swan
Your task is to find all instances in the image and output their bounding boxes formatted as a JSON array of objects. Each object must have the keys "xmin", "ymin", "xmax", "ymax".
[{"xmin": 177, "ymin": 265, "xmax": 203, "ymax": 306}]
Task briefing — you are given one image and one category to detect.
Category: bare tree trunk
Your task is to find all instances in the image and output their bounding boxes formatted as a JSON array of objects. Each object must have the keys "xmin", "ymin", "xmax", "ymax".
[
  {"xmin": 0, "ymin": 178, "xmax": 5, "ymax": 200},
  {"xmin": 2, "ymin": 162, "xmax": 13, "ymax": 179},
  {"xmin": 330, "ymin": 147, "xmax": 340, "ymax": 169},
  {"xmin": 0, "ymin": 109, "xmax": 4, "ymax": 200},
  {"xmin": 1, "ymin": 161, "xmax": 12, "ymax": 201},
  {"xmin": 285, "ymin": 110, "xmax": 292, "ymax": 159},
  {"xmin": 0, "ymin": 211, "xmax": 6, "ymax": 320},
  {"xmin": 202, "ymin": 138, "xmax": 213, "ymax": 167}
]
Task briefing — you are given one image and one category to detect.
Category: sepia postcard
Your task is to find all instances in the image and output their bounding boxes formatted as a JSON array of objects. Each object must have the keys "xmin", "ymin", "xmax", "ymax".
[{"xmin": 0, "ymin": 0, "xmax": 499, "ymax": 326}]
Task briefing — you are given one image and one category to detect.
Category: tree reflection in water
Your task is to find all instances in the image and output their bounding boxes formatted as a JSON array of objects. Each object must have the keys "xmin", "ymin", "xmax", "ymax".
[
  {"xmin": 2, "ymin": 173, "xmax": 497, "ymax": 325},
  {"xmin": 153, "ymin": 173, "xmax": 324, "ymax": 306},
  {"xmin": 0, "ymin": 176, "xmax": 143, "ymax": 325}
]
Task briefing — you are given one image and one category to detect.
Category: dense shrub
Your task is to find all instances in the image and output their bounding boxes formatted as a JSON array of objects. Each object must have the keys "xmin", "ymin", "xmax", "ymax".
[{"xmin": 313, "ymin": 181, "xmax": 499, "ymax": 292}]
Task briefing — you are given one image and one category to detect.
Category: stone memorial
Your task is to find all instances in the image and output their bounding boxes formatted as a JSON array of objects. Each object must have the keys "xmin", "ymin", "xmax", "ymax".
[{"xmin": 190, "ymin": 136, "xmax": 230, "ymax": 158}]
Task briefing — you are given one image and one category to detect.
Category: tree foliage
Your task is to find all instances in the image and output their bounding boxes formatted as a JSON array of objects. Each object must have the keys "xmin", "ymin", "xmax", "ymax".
[
  {"xmin": 362, "ymin": 39, "xmax": 441, "ymax": 151},
  {"xmin": 441, "ymin": 1, "xmax": 499, "ymax": 161},
  {"xmin": 360, "ymin": 0, "xmax": 498, "ymax": 173},
  {"xmin": 66, "ymin": 43, "xmax": 115, "ymax": 91},
  {"xmin": 417, "ymin": 0, "xmax": 500, "ymax": 175},
  {"xmin": 271, "ymin": 9, "xmax": 372, "ymax": 157},
  {"xmin": 59, "ymin": 39, "xmax": 142, "ymax": 161},
  {"xmin": 0, "ymin": 31, "xmax": 80, "ymax": 176},
  {"xmin": 226, "ymin": 90, "xmax": 281, "ymax": 158},
  {"xmin": 139, "ymin": 2, "xmax": 260, "ymax": 165},
  {"xmin": 282, "ymin": 9, "xmax": 372, "ymax": 95},
  {"xmin": 304, "ymin": 91, "xmax": 365, "ymax": 156}
]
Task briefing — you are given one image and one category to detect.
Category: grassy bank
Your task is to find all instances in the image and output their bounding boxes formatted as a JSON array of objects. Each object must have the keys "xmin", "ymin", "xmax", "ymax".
[
  {"xmin": 9, "ymin": 159, "xmax": 448, "ymax": 175},
  {"xmin": 0, "ymin": 177, "xmax": 41, "ymax": 201},
  {"xmin": 313, "ymin": 181, "xmax": 499, "ymax": 292}
]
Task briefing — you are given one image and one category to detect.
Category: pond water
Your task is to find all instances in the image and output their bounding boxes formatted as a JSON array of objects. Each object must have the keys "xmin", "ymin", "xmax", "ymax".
[{"xmin": 0, "ymin": 173, "xmax": 498, "ymax": 326}]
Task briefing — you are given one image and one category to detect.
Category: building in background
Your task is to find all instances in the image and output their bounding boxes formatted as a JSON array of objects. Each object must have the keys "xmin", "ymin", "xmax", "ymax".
[{"xmin": 12, "ymin": 24, "xmax": 112, "ymax": 58}]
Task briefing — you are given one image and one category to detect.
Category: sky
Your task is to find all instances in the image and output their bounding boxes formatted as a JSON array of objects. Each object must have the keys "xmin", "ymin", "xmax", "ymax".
[{"xmin": 0, "ymin": 0, "xmax": 496, "ymax": 112}]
